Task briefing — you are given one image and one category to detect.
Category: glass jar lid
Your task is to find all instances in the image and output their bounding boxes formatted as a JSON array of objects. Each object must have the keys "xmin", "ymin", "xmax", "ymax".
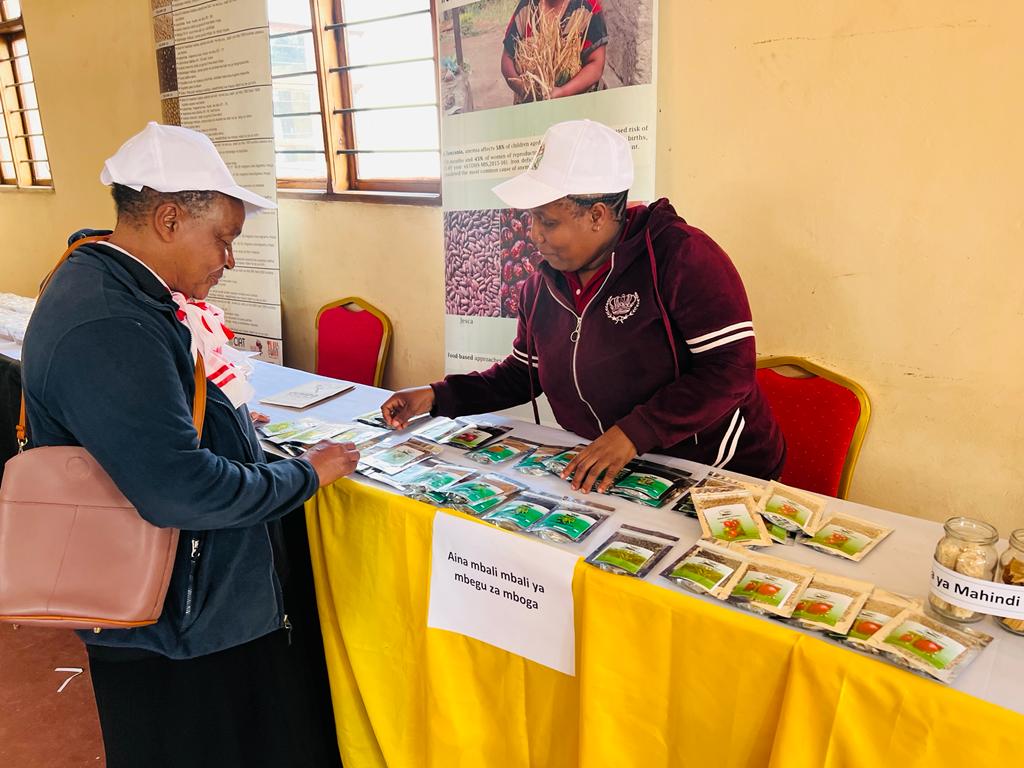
[{"xmin": 942, "ymin": 516, "xmax": 998, "ymax": 545}]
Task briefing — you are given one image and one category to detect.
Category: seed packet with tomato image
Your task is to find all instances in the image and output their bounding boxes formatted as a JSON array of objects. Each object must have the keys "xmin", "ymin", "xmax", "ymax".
[
  {"xmin": 694, "ymin": 491, "xmax": 772, "ymax": 547},
  {"xmin": 800, "ymin": 513, "xmax": 893, "ymax": 562},
  {"xmin": 866, "ymin": 609, "xmax": 992, "ymax": 684},
  {"xmin": 661, "ymin": 541, "xmax": 749, "ymax": 600},
  {"xmin": 758, "ymin": 481, "xmax": 826, "ymax": 535},
  {"xmin": 586, "ymin": 525, "xmax": 680, "ymax": 578},
  {"xmin": 790, "ymin": 573, "xmax": 873, "ymax": 635},
  {"xmin": 728, "ymin": 549, "xmax": 815, "ymax": 618},
  {"xmin": 836, "ymin": 589, "xmax": 917, "ymax": 649}
]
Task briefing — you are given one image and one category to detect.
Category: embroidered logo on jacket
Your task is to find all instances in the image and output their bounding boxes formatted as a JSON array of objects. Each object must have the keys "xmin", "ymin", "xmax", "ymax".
[{"xmin": 605, "ymin": 292, "xmax": 640, "ymax": 323}]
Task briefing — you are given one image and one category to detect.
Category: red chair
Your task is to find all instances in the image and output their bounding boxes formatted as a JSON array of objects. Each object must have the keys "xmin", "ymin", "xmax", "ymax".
[
  {"xmin": 315, "ymin": 297, "xmax": 392, "ymax": 387},
  {"xmin": 756, "ymin": 356, "xmax": 870, "ymax": 499}
]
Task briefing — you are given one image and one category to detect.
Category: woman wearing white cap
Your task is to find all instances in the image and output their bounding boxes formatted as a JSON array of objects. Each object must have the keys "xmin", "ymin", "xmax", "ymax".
[{"xmin": 384, "ymin": 119, "xmax": 785, "ymax": 491}]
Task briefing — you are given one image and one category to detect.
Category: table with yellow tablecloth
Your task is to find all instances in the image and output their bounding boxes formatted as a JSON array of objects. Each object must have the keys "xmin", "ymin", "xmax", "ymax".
[{"xmin": 305, "ymin": 479, "xmax": 1020, "ymax": 768}]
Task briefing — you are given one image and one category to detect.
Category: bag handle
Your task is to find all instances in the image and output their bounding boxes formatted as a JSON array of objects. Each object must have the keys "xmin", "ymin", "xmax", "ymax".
[{"xmin": 17, "ymin": 236, "xmax": 208, "ymax": 450}]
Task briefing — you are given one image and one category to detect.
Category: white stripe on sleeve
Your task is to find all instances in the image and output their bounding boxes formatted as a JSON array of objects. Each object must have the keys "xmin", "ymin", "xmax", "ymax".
[
  {"xmin": 712, "ymin": 409, "xmax": 740, "ymax": 466},
  {"xmin": 685, "ymin": 321, "xmax": 753, "ymax": 346},
  {"xmin": 689, "ymin": 330, "xmax": 756, "ymax": 355}
]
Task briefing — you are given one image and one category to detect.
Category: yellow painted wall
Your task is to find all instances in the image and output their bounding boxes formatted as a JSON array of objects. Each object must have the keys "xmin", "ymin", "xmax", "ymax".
[{"xmin": 1, "ymin": 0, "xmax": 1021, "ymax": 533}]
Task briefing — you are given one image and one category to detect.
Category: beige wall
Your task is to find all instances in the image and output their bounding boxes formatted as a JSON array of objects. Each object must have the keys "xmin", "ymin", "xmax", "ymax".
[{"xmin": 1, "ymin": 0, "xmax": 1021, "ymax": 533}]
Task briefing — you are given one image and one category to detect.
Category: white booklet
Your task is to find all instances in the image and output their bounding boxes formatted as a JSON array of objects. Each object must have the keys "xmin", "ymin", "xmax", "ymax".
[{"xmin": 259, "ymin": 380, "xmax": 354, "ymax": 409}]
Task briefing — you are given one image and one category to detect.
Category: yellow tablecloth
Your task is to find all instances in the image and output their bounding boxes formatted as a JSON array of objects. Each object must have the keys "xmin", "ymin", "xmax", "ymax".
[{"xmin": 306, "ymin": 480, "xmax": 1019, "ymax": 767}]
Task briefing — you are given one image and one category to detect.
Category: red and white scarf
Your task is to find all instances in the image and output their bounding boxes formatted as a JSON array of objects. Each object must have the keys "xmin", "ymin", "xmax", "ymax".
[{"xmin": 170, "ymin": 293, "xmax": 254, "ymax": 409}]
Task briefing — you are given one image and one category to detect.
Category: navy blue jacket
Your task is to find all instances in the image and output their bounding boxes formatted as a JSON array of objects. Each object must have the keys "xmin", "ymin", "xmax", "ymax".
[{"xmin": 21, "ymin": 233, "xmax": 320, "ymax": 659}]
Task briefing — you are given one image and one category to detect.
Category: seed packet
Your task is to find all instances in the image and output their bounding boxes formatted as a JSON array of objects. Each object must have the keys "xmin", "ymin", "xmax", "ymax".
[
  {"xmin": 444, "ymin": 424, "xmax": 513, "ymax": 451},
  {"xmin": 445, "ymin": 474, "xmax": 527, "ymax": 515},
  {"xmin": 467, "ymin": 437, "xmax": 541, "ymax": 466},
  {"xmin": 758, "ymin": 481, "xmax": 826, "ymax": 536},
  {"xmin": 261, "ymin": 419, "xmax": 318, "ymax": 443},
  {"xmin": 585, "ymin": 525, "xmax": 679, "ymax": 578},
  {"xmin": 412, "ymin": 416, "xmax": 465, "ymax": 443},
  {"xmin": 607, "ymin": 460, "xmax": 697, "ymax": 508},
  {"xmin": 527, "ymin": 499, "xmax": 609, "ymax": 544},
  {"xmin": 541, "ymin": 445, "xmax": 587, "ymax": 475},
  {"xmin": 358, "ymin": 437, "xmax": 441, "ymax": 475},
  {"xmin": 514, "ymin": 444, "xmax": 571, "ymax": 476},
  {"xmin": 728, "ymin": 549, "xmax": 815, "ymax": 617},
  {"xmin": 399, "ymin": 461, "xmax": 477, "ymax": 499},
  {"xmin": 328, "ymin": 423, "xmax": 391, "ymax": 448},
  {"xmin": 866, "ymin": 609, "xmax": 993, "ymax": 684},
  {"xmin": 801, "ymin": 513, "xmax": 893, "ymax": 562},
  {"xmin": 661, "ymin": 541, "xmax": 749, "ymax": 600},
  {"xmin": 837, "ymin": 589, "xmax": 917, "ymax": 648},
  {"xmin": 694, "ymin": 491, "xmax": 772, "ymax": 547},
  {"xmin": 482, "ymin": 493, "xmax": 562, "ymax": 532},
  {"xmin": 672, "ymin": 492, "xmax": 698, "ymax": 517},
  {"xmin": 790, "ymin": 573, "xmax": 873, "ymax": 634},
  {"xmin": 354, "ymin": 410, "xmax": 394, "ymax": 430}
]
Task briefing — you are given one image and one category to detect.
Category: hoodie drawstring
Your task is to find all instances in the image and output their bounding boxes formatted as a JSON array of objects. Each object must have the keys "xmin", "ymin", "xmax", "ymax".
[{"xmin": 646, "ymin": 229, "xmax": 680, "ymax": 378}]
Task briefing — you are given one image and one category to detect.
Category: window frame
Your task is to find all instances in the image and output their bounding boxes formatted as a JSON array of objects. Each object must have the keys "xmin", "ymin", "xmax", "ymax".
[
  {"xmin": 275, "ymin": 0, "xmax": 441, "ymax": 201},
  {"xmin": 0, "ymin": 5, "xmax": 51, "ymax": 188}
]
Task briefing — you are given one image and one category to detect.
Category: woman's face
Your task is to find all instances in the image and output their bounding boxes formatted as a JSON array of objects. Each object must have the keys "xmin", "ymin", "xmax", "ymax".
[{"xmin": 527, "ymin": 198, "xmax": 614, "ymax": 273}]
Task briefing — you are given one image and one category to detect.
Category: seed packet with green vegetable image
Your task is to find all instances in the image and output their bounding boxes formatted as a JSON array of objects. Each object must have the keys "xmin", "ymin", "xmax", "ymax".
[
  {"xmin": 800, "ymin": 513, "xmax": 893, "ymax": 562},
  {"xmin": 412, "ymin": 417, "xmax": 465, "ymax": 443},
  {"xmin": 661, "ymin": 541, "xmax": 749, "ymax": 600},
  {"xmin": 445, "ymin": 474, "xmax": 527, "ymax": 515},
  {"xmin": 444, "ymin": 424, "xmax": 513, "ymax": 451},
  {"xmin": 399, "ymin": 461, "xmax": 477, "ymax": 500},
  {"xmin": 866, "ymin": 609, "xmax": 992, "ymax": 684},
  {"xmin": 586, "ymin": 525, "xmax": 679, "ymax": 578},
  {"xmin": 790, "ymin": 573, "xmax": 872, "ymax": 635},
  {"xmin": 728, "ymin": 548, "xmax": 815, "ymax": 618},
  {"xmin": 758, "ymin": 481, "xmax": 826, "ymax": 535},
  {"xmin": 327, "ymin": 423, "xmax": 390, "ymax": 448},
  {"xmin": 837, "ymin": 589, "xmax": 916, "ymax": 649},
  {"xmin": 528, "ymin": 500, "xmax": 608, "ymax": 544},
  {"xmin": 483, "ymin": 493, "xmax": 561, "ymax": 532},
  {"xmin": 541, "ymin": 445, "xmax": 586, "ymax": 475},
  {"xmin": 694, "ymin": 491, "xmax": 772, "ymax": 547},
  {"xmin": 514, "ymin": 444, "xmax": 570, "ymax": 476},
  {"xmin": 607, "ymin": 460, "xmax": 696, "ymax": 507},
  {"xmin": 467, "ymin": 437, "xmax": 540, "ymax": 466},
  {"xmin": 358, "ymin": 437, "xmax": 441, "ymax": 475}
]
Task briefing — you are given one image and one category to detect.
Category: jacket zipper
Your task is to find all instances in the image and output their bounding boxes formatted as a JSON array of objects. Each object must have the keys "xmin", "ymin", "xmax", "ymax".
[
  {"xmin": 544, "ymin": 256, "xmax": 616, "ymax": 433},
  {"xmin": 184, "ymin": 535, "xmax": 201, "ymax": 619}
]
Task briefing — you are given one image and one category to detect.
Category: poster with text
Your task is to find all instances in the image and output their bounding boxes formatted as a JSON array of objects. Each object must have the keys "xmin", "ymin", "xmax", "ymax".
[
  {"xmin": 438, "ymin": 0, "xmax": 658, "ymax": 423},
  {"xmin": 152, "ymin": 0, "xmax": 283, "ymax": 364}
]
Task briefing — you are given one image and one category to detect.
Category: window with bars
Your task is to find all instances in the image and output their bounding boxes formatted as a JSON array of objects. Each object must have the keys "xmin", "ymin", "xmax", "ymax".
[
  {"xmin": 0, "ymin": 0, "xmax": 50, "ymax": 187},
  {"xmin": 268, "ymin": 0, "xmax": 440, "ymax": 197}
]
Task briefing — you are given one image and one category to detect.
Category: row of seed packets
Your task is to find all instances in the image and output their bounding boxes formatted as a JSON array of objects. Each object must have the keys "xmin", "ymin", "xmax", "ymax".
[
  {"xmin": 674, "ymin": 476, "xmax": 896, "ymax": 563},
  {"xmin": 257, "ymin": 417, "xmax": 392, "ymax": 456},
  {"xmin": 582, "ymin": 524, "xmax": 992, "ymax": 684},
  {"xmin": 359, "ymin": 457, "xmax": 613, "ymax": 544}
]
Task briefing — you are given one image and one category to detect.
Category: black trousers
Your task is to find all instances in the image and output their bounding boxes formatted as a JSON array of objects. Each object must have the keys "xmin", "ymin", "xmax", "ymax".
[{"xmin": 87, "ymin": 510, "xmax": 341, "ymax": 768}]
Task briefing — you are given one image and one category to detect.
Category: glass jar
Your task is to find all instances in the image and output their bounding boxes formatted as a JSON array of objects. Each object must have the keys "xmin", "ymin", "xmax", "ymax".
[
  {"xmin": 997, "ymin": 529, "xmax": 1024, "ymax": 636},
  {"xmin": 929, "ymin": 516, "xmax": 999, "ymax": 623}
]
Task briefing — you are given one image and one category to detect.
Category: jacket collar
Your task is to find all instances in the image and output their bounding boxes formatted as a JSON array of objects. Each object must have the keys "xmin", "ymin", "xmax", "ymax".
[{"xmin": 68, "ymin": 238, "xmax": 178, "ymax": 315}]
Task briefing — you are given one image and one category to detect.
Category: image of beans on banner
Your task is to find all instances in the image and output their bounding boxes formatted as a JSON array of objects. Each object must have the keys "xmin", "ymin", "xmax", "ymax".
[
  {"xmin": 498, "ymin": 209, "xmax": 542, "ymax": 318},
  {"xmin": 444, "ymin": 209, "xmax": 502, "ymax": 317}
]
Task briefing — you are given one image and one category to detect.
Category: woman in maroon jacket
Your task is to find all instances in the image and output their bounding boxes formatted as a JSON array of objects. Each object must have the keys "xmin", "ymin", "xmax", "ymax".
[{"xmin": 382, "ymin": 120, "xmax": 785, "ymax": 491}]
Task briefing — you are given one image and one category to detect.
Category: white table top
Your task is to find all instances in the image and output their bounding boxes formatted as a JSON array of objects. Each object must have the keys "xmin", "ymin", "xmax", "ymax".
[{"xmin": 249, "ymin": 360, "xmax": 1023, "ymax": 715}]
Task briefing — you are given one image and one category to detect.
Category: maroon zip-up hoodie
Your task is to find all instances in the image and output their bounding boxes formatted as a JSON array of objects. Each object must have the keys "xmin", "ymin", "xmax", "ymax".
[{"xmin": 432, "ymin": 199, "xmax": 785, "ymax": 479}]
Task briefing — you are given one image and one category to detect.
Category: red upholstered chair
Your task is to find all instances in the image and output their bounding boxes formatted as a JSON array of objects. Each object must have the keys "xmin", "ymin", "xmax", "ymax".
[
  {"xmin": 756, "ymin": 356, "xmax": 870, "ymax": 499},
  {"xmin": 315, "ymin": 297, "xmax": 392, "ymax": 387}
]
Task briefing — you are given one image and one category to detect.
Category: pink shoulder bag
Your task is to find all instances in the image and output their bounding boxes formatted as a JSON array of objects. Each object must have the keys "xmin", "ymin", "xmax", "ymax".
[{"xmin": 0, "ymin": 236, "xmax": 206, "ymax": 631}]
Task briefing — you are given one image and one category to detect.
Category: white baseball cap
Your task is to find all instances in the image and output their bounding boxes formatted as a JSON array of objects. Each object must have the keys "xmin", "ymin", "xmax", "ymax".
[
  {"xmin": 100, "ymin": 122, "xmax": 276, "ymax": 215},
  {"xmin": 492, "ymin": 119, "xmax": 633, "ymax": 210}
]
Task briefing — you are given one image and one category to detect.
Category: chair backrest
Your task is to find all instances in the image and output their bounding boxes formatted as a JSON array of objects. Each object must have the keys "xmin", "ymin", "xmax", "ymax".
[
  {"xmin": 315, "ymin": 297, "xmax": 392, "ymax": 387},
  {"xmin": 755, "ymin": 356, "xmax": 870, "ymax": 499}
]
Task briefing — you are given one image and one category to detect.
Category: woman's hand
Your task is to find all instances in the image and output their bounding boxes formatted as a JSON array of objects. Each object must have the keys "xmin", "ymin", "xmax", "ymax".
[
  {"xmin": 562, "ymin": 426, "xmax": 637, "ymax": 493},
  {"xmin": 380, "ymin": 386, "xmax": 435, "ymax": 429},
  {"xmin": 249, "ymin": 410, "xmax": 271, "ymax": 425}
]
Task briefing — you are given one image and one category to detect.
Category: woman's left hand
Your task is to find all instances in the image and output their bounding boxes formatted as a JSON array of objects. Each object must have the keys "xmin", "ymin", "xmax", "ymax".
[{"xmin": 562, "ymin": 426, "xmax": 637, "ymax": 493}]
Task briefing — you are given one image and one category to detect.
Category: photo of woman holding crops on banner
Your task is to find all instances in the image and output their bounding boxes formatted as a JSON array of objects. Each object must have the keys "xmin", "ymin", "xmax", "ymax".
[{"xmin": 501, "ymin": 0, "xmax": 608, "ymax": 103}]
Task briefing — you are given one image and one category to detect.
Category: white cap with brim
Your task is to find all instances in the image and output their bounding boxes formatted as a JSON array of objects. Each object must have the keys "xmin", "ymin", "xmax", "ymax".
[
  {"xmin": 492, "ymin": 119, "xmax": 634, "ymax": 210},
  {"xmin": 100, "ymin": 122, "xmax": 277, "ymax": 216}
]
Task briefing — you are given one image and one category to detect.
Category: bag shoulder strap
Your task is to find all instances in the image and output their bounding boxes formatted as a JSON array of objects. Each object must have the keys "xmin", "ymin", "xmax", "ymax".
[{"xmin": 17, "ymin": 236, "xmax": 208, "ymax": 449}]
